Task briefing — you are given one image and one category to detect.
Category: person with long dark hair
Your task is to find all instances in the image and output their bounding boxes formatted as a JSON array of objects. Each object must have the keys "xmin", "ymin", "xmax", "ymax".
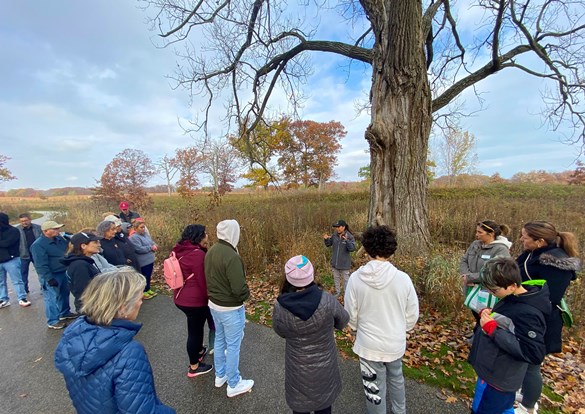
[
  {"xmin": 515, "ymin": 221, "xmax": 581, "ymax": 413},
  {"xmin": 172, "ymin": 224, "xmax": 213, "ymax": 378},
  {"xmin": 273, "ymin": 255, "xmax": 349, "ymax": 414},
  {"xmin": 61, "ymin": 232, "xmax": 101, "ymax": 311}
]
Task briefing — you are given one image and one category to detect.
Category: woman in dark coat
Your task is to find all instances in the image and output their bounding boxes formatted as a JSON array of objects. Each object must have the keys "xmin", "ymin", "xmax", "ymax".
[
  {"xmin": 272, "ymin": 255, "xmax": 349, "ymax": 414},
  {"xmin": 172, "ymin": 224, "xmax": 213, "ymax": 378},
  {"xmin": 60, "ymin": 232, "xmax": 101, "ymax": 311},
  {"xmin": 96, "ymin": 220, "xmax": 129, "ymax": 267},
  {"xmin": 516, "ymin": 221, "xmax": 581, "ymax": 413}
]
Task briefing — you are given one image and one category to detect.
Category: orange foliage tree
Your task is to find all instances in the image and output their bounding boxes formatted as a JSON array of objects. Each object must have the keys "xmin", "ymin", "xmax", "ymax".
[{"xmin": 93, "ymin": 149, "xmax": 156, "ymax": 208}]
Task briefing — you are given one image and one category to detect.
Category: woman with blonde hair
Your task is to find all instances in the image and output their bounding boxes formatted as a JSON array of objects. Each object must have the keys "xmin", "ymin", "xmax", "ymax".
[
  {"xmin": 54, "ymin": 267, "xmax": 174, "ymax": 414},
  {"xmin": 515, "ymin": 221, "xmax": 581, "ymax": 414}
]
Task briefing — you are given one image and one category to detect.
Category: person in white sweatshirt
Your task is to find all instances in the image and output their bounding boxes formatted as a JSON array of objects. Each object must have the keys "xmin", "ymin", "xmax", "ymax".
[{"xmin": 344, "ymin": 225, "xmax": 419, "ymax": 414}]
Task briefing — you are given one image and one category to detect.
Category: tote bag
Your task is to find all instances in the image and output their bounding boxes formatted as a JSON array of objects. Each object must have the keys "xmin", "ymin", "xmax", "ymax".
[{"xmin": 464, "ymin": 285, "xmax": 499, "ymax": 313}]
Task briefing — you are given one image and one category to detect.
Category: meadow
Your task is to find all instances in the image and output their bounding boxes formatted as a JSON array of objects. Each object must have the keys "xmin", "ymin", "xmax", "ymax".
[{"xmin": 2, "ymin": 183, "xmax": 584, "ymax": 411}]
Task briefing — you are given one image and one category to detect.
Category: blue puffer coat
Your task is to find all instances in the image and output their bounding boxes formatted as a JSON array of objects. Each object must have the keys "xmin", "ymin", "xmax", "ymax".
[{"xmin": 55, "ymin": 316, "xmax": 175, "ymax": 414}]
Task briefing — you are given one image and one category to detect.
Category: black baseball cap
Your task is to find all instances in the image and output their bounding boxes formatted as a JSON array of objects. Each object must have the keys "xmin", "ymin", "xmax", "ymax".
[
  {"xmin": 332, "ymin": 219, "xmax": 347, "ymax": 227},
  {"xmin": 70, "ymin": 232, "xmax": 101, "ymax": 247}
]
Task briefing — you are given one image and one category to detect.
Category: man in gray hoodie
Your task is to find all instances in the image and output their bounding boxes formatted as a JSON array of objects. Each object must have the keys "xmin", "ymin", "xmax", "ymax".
[{"xmin": 204, "ymin": 219, "xmax": 253, "ymax": 398}]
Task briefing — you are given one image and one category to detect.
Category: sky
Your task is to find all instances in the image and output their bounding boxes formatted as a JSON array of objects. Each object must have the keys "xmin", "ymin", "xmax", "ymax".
[{"xmin": 0, "ymin": 0, "xmax": 582, "ymax": 191}]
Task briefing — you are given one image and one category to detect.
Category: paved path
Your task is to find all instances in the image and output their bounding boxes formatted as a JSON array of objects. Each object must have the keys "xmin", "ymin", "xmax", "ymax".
[{"xmin": 0, "ymin": 214, "xmax": 471, "ymax": 413}]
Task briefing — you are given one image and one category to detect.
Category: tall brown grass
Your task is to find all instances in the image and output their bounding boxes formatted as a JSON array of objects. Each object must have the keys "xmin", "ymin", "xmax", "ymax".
[{"xmin": 9, "ymin": 183, "xmax": 584, "ymax": 335}]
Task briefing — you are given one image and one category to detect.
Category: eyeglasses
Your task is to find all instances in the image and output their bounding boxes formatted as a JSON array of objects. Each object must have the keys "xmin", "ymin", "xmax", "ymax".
[{"xmin": 486, "ymin": 286, "xmax": 502, "ymax": 294}]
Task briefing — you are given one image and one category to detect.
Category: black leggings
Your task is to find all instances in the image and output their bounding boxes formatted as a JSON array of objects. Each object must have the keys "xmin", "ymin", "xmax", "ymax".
[
  {"xmin": 521, "ymin": 363, "xmax": 542, "ymax": 409},
  {"xmin": 293, "ymin": 407, "xmax": 331, "ymax": 414},
  {"xmin": 176, "ymin": 304, "xmax": 211, "ymax": 365}
]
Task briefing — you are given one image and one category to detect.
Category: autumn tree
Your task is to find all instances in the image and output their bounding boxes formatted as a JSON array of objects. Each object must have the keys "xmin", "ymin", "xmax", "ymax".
[
  {"xmin": 93, "ymin": 148, "xmax": 156, "ymax": 208},
  {"xmin": 156, "ymin": 154, "xmax": 179, "ymax": 196},
  {"xmin": 146, "ymin": 0, "xmax": 585, "ymax": 252},
  {"xmin": 436, "ymin": 128, "xmax": 479, "ymax": 185},
  {"xmin": 0, "ymin": 154, "xmax": 16, "ymax": 183},
  {"xmin": 173, "ymin": 146, "xmax": 204, "ymax": 197},
  {"xmin": 276, "ymin": 120, "xmax": 345, "ymax": 189},
  {"xmin": 230, "ymin": 119, "xmax": 285, "ymax": 189},
  {"xmin": 568, "ymin": 161, "xmax": 585, "ymax": 185}
]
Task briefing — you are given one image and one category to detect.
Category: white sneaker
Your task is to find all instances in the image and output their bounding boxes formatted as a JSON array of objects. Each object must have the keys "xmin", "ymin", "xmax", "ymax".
[
  {"xmin": 215, "ymin": 375, "xmax": 227, "ymax": 388},
  {"xmin": 226, "ymin": 378, "xmax": 254, "ymax": 397},
  {"xmin": 0, "ymin": 300, "xmax": 10, "ymax": 309},
  {"xmin": 515, "ymin": 402, "xmax": 538, "ymax": 414},
  {"xmin": 19, "ymin": 299, "xmax": 31, "ymax": 307}
]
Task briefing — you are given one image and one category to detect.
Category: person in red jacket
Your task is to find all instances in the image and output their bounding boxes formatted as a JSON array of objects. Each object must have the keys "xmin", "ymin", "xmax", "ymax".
[{"xmin": 172, "ymin": 224, "xmax": 213, "ymax": 378}]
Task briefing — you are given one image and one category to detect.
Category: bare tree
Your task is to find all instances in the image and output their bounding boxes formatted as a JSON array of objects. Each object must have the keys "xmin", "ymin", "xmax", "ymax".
[
  {"xmin": 145, "ymin": 0, "xmax": 585, "ymax": 252},
  {"xmin": 156, "ymin": 154, "xmax": 179, "ymax": 196},
  {"xmin": 436, "ymin": 127, "xmax": 479, "ymax": 184},
  {"xmin": 202, "ymin": 138, "xmax": 242, "ymax": 195}
]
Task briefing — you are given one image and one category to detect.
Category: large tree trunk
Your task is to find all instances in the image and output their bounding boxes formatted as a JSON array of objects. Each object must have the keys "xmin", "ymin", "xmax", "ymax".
[{"xmin": 363, "ymin": 0, "xmax": 432, "ymax": 253}]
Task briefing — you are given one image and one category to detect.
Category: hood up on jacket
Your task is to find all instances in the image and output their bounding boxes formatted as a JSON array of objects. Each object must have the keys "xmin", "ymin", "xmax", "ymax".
[
  {"xmin": 216, "ymin": 219, "xmax": 240, "ymax": 249},
  {"xmin": 491, "ymin": 235, "xmax": 512, "ymax": 249},
  {"xmin": 55, "ymin": 316, "xmax": 141, "ymax": 378},
  {"xmin": 277, "ymin": 284, "xmax": 322, "ymax": 321},
  {"xmin": 356, "ymin": 260, "xmax": 397, "ymax": 290},
  {"xmin": 0, "ymin": 212, "xmax": 9, "ymax": 228}
]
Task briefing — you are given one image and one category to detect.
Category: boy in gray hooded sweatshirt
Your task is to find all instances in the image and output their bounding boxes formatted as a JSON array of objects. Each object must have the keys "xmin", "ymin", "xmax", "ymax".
[{"xmin": 204, "ymin": 219, "xmax": 253, "ymax": 398}]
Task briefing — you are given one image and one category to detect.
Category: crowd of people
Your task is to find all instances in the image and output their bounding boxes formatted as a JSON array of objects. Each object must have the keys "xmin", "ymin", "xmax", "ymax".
[{"xmin": 0, "ymin": 209, "xmax": 579, "ymax": 414}]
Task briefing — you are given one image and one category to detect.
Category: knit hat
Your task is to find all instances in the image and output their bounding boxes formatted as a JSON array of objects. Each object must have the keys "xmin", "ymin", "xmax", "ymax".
[{"xmin": 285, "ymin": 255, "xmax": 314, "ymax": 287}]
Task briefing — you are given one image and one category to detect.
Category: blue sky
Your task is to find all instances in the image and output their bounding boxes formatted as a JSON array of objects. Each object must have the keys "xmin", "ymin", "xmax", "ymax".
[{"xmin": 0, "ymin": 0, "xmax": 581, "ymax": 191}]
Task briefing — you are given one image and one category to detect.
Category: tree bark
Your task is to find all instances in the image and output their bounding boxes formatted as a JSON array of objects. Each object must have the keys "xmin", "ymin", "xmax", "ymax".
[{"xmin": 364, "ymin": 0, "xmax": 432, "ymax": 253}]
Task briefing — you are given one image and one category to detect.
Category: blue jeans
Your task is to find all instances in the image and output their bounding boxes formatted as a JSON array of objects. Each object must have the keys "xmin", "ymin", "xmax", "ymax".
[
  {"xmin": 210, "ymin": 306, "xmax": 246, "ymax": 388},
  {"xmin": 0, "ymin": 257, "xmax": 27, "ymax": 302},
  {"xmin": 42, "ymin": 272, "xmax": 71, "ymax": 325},
  {"xmin": 360, "ymin": 357, "xmax": 406, "ymax": 414}
]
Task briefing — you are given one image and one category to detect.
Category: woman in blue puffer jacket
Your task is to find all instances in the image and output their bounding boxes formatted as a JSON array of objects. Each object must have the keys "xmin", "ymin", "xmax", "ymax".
[{"xmin": 54, "ymin": 267, "xmax": 174, "ymax": 414}]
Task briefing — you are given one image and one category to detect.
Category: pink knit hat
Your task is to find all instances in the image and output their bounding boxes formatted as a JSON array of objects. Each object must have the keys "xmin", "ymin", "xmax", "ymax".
[{"xmin": 285, "ymin": 255, "xmax": 314, "ymax": 287}]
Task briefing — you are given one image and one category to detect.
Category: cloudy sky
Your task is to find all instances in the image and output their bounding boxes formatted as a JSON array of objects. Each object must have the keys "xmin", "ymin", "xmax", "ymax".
[{"xmin": 1, "ymin": 1, "xmax": 582, "ymax": 191}]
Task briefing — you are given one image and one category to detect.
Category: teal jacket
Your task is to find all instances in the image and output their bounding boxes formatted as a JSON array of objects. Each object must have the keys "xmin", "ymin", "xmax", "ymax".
[
  {"xmin": 204, "ymin": 240, "xmax": 249, "ymax": 307},
  {"xmin": 31, "ymin": 234, "xmax": 68, "ymax": 282}
]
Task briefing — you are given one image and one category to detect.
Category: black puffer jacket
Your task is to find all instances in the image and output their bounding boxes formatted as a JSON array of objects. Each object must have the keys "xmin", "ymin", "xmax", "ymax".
[
  {"xmin": 517, "ymin": 244, "xmax": 581, "ymax": 353},
  {"xmin": 469, "ymin": 284, "xmax": 550, "ymax": 392},
  {"xmin": 61, "ymin": 254, "xmax": 100, "ymax": 310},
  {"xmin": 272, "ymin": 285, "xmax": 349, "ymax": 412}
]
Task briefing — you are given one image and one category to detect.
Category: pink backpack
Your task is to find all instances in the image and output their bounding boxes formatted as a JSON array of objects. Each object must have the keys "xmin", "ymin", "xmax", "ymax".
[{"xmin": 163, "ymin": 249, "xmax": 196, "ymax": 293}]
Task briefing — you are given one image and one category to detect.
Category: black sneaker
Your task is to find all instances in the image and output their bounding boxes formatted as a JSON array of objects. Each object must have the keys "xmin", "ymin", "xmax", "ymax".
[
  {"xmin": 48, "ymin": 321, "xmax": 68, "ymax": 330},
  {"xmin": 187, "ymin": 363, "xmax": 213, "ymax": 378},
  {"xmin": 59, "ymin": 312, "xmax": 79, "ymax": 321},
  {"xmin": 0, "ymin": 300, "xmax": 10, "ymax": 309}
]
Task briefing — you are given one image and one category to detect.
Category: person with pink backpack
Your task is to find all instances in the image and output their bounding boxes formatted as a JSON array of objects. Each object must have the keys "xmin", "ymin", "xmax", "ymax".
[{"xmin": 171, "ymin": 224, "xmax": 214, "ymax": 378}]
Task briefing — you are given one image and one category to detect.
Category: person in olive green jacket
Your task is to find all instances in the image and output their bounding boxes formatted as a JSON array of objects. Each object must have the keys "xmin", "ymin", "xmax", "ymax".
[{"xmin": 204, "ymin": 219, "xmax": 253, "ymax": 398}]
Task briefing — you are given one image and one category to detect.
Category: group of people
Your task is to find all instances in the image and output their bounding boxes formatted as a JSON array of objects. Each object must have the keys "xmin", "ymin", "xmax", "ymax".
[
  {"xmin": 460, "ymin": 220, "xmax": 580, "ymax": 414},
  {"xmin": 2, "ymin": 207, "xmax": 579, "ymax": 414},
  {"xmin": 0, "ymin": 202, "xmax": 155, "ymax": 330}
]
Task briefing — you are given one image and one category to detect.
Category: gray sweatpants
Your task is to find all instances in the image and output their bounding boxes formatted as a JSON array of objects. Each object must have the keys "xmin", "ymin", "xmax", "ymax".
[
  {"xmin": 333, "ymin": 268, "xmax": 350, "ymax": 295},
  {"xmin": 360, "ymin": 357, "xmax": 406, "ymax": 414}
]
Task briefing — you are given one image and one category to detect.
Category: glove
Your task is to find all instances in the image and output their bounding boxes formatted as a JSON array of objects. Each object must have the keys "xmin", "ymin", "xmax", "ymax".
[{"xmin": 47, "ymin": 278, "xmax": 59, "ymax": 287}]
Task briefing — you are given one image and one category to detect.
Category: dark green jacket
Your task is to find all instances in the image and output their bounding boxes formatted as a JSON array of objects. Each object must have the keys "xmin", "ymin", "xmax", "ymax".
[{"xmin": 204, "ymin": 240, "xmax": 249, "ymax": 307}]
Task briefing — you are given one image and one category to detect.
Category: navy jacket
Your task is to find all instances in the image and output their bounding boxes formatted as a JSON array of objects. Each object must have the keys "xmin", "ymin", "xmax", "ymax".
[
  {"xmin": 55, "ymin": 317, "xmax": 174, "ymax": 414},
  {"xmin": 517, "ymin": 244, "xmax": 581, "ymax": 353},
  {"xmin": 0, "ymin": 213, "xmax": 20, "ymax": 263},
  {"xmin": 468, "ymin": 284, "xmax": 550, "ymax": 392},
  {"xmin": 60, "ymin": 254, "xmax": 100, "ymax": 310},
  {"xmin": 30, "ymin": 234, "xmax": 68, "ymax": 282}
]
